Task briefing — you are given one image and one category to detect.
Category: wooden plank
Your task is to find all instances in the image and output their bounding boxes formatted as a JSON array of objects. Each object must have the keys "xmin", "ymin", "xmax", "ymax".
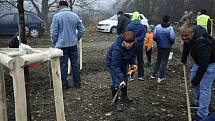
[
  {"xmin": 12, "ymin": 57, "xmax": 27, "ymax": 121},
  {"xmin": 211, "ymin": 19, "xmax": 213, "ymax": 36},
  {"xmin": 51, "ymin": 58, "xmax": 65, "ymax": 121},
  {"xmin": 79, "ymin": 38, "xmax": 83, "ymax": 70},
  {"xmin": 0, "ymin": 53, "xmax": 14, "ymax": 69},
  {"xmin": 21, "ymin": 48, "xmax": 63, "ymax": 66},
  {"xmin": 0, "ymin": 65, "xmax": 8, "ymax": 121}
]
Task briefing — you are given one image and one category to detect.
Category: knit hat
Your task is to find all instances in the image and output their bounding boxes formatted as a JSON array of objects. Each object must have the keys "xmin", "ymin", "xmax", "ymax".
[
  {"xmin": 117, "ymin": 11, "xmax": 124, "ymax": 15},
  {"xmin": 131, "ymin": 11, "xmax": 140, "ymax": 21},
  {"xmin": 123, "ymin": 31, "xmax": 135, "ymax": 43},
  {"xmin": 59, "ymin": 1, "xmax": 69, "ymax": 6}
]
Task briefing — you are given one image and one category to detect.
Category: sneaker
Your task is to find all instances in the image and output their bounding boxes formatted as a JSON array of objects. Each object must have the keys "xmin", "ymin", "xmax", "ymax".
[
  {"xmin": 157, "ymin": 77, "xmax": 166, "ymax": 83},
  {"xmin": 138, "ymin": 77, "xmax": 144, "ymax": 81},
  {"xmin": 150, "ymin": 75, "xmax": 156, "ymax": 79}
]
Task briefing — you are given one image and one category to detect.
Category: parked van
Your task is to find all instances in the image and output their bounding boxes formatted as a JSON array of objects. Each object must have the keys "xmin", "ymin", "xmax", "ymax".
[
  {"xmin": 96, "ymin": 13, "xmax": 149, "ymax": 34},
  {"xmin": 0, "ymin": 12, "xmax": 45, "ymax": 38}
]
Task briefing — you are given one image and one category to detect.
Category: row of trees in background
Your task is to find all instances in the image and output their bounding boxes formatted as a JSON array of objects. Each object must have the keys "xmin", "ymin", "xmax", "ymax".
[
  {"xmin": 0, "ymin": 0, "xmax": 98, "ymax": 27},
  {"xmin": 0, "ymin": 0, "xmax": 214, "ymax": 27},
  {"xmin": 118, "ymin": 0, "xmax": 215, "ymax": 23}
]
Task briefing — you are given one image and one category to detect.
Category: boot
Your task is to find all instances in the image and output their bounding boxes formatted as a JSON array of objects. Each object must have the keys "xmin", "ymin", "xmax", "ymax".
[
  {"xmin": 119, "ymin": 85, "xmax": 133, "ymax": 103},
  {"xmin": 111, "ymin": 85, "xmax": 123, "ymax": 112}
]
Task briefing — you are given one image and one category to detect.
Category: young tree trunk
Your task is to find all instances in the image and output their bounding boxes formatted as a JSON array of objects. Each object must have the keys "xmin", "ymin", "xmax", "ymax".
[
  {"xmin": 41, "ymin": 0, "xmax": 49, "ymax": 28},
  {"xmin": 69, "ymin": 0, "xmax": 76, "ymax": 11},
  {"xmin": 17, "ymin": 0, "xmax": 26, "ymax": 44},
  {"xmin": 17, "ymin": 1, "xmax": 31, "ymax": 121}
]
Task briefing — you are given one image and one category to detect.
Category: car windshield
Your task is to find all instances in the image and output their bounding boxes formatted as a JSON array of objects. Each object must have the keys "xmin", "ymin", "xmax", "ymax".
[{"xmin": 109, "ymin": 15, "xmax": 117, "ymax": 20}]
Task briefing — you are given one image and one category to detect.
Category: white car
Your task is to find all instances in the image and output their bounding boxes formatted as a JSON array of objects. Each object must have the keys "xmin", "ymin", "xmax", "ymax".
[{"xmin": 96, "ymin": 13, "xmax": 149, "ymax": 34}]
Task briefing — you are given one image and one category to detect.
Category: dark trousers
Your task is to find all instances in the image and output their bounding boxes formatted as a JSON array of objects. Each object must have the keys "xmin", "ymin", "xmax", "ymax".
[
  {"xmin": 145, "ymin": 47, "xmax": 152, "ymax": 63},
  {"xmin": 153, "ymin": 48, "xmax": 171, "ymax": 78},
  {"xmin": 136, "ymin": 46, "xmax": 144, "ymax": 77},
  {"xmin": 60, "ymin": 46, "xmax": 80, "ymax": 88}
]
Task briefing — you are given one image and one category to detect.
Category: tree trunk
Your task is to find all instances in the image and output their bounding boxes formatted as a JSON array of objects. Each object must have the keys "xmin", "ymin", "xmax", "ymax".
[
  {"xmin": 17, "ymin": 0, "xmax": 26, "ymax": 44},
  {"xmin": 41, "ymin": 0, "xmax": 49, "ymax": 28},
  {"xmin": 17, "ymin": 1, "xmax": 31, "ymax": 121}
]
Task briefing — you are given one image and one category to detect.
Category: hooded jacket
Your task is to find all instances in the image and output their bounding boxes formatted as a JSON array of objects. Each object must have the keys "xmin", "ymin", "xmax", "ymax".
[
  {"xmin": 181, "ymin": 25, "xmax": 215, "ymax": 86},
  {"xmin": 153, "ymin": 23, "xmax": 176, "ymax": 48},
  {"xmin": 107, "ymin": 35, "xmax": 136, "ymax": 85},
  {"xmin": 126, "ymin": 21, "xmax": 146, "ymax": 47},
  {"xmin": 117, "ymin": 15, "xmax": 130, "ymax": 35}
]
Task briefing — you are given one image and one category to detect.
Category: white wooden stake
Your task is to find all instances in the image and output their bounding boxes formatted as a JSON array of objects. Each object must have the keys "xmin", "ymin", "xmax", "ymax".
[
  {"xmin": 79, "ymin": 38, "xmax": 83, "ymax": 70},
  {"xmin": 51, "ymin": 58, "xmax": 65, "ymax": 121},
  {"xmin": 183, "ymin": 65, "xmax": 192, "ymax": 121},
  {"xmin": 211, "ymin": 19, "xmax": 213, "ymax": 36},
  {"xmin": 68, "ymin": 59, "xmax": 71, "ymax": 74},
  {"xmin": 0, "ymin": 65, "xmax": 8, "ymax": 121},
  {"xmin": 13, "ymin": 57, "xmax": 27, "ymax": 121}
]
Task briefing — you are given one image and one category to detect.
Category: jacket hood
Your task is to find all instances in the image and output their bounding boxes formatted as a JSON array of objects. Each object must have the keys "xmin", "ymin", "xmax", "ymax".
[
  {"xmin": 161, "ymin": 22, "xmax": 170, "ymax": 28},
  {"xmin": 131, "ymin": 11, "xmax": 140, "ymax": 21}
]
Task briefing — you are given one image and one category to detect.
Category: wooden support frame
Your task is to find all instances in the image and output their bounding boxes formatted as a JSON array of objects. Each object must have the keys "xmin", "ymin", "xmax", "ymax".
[
  {"xmin": 0, "ymin": 48, "xmax": 65, "ymax": 121},
  {"xmin": 211, "ymin": 19, "xmax": 213, "ymax": 36},
  {"xmin": 0, "ymin": 65, "xmax": 8, "ymax": 121},
  {"xmin": 13, "ymin": 57, "xmax": 28, "ymax": 121},
  {"xmin": 51, "ymin": 58, "xmax": 65, "ymax": 121}
]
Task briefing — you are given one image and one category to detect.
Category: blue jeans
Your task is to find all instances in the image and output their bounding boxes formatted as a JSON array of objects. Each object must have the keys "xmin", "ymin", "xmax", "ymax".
[
  {"xmin": 189, "ymin": 63, "xmax": 215, "ymax": 119},
  {"xmin": 153, "ymin": 48, "xmax": 171, "ymax": 78},
  {"xmin": 136, "ymin": 46, "xmax": 144, "ymax": 77},
  {"xmin": 59, "ymin": 46, "xmax": 80, "ymax": 88}
]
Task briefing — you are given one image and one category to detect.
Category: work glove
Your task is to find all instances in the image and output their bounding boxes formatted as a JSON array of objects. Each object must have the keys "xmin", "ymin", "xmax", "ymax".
[{"xmin": 120, "ymin": 81, "xmax": 126, "ymax": 87}]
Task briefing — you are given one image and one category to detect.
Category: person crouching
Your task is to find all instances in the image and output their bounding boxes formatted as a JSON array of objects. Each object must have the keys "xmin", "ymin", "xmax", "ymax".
[{"xmin": 106, "ymin": 31, "xmax": 136, "ymax": 111}]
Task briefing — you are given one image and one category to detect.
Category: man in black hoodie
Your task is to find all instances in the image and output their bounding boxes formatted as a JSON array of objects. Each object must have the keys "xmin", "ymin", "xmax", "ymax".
[
  {"xmin": 180, "ymin": 22, "xmax": 215, "ymax": 121},
  {"xmin": 117, "ymin": 11, "xmax": 130, "ymax": 35}
]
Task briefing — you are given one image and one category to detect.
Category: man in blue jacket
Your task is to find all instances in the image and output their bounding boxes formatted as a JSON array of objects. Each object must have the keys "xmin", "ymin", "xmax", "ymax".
[
  {"xmin": 107, "ymin": 31, "xmax": 136, "ymax": 111},
  {"xmin": 150, "ymin": 15, "xmax": 176, "ymax": 83},
  {"xmin": 50, "ymin": 1, "xmax": 85, "ymax": 89},
  {"xmin": 126, "ymin": 11, "xmax": 146, "ymax": 81}
]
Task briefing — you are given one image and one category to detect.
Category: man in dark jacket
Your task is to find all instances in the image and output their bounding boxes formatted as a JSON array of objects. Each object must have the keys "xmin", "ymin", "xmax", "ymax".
[
  {"xmin": 107, "ymin": 31, "xmax": 136, "ymax": 111},
  {"xmin": 180, "ymin": 23, "xmax": 215, "ymax": 121},
  {"xmin": 150, "ymin": 15, "xmax": 176, "ymax": 83},
  {"xmin": 117, "ymin": 11, "xmax": 130, "ymax": 35},
  {"xmin": 126, "ymin": 11, "xmax": 146, "ymax": 81}
]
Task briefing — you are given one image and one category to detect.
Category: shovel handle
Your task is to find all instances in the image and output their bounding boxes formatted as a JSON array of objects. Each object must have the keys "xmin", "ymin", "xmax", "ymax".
[{"xmin": 183, "ymin": 65, "xmax": 192, "ymax": 121}]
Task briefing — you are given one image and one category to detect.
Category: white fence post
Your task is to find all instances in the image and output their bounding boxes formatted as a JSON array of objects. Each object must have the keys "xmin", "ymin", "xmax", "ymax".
[{"xmin": 0, "ymin": 65, "xmax": 8, "ymax": 121}]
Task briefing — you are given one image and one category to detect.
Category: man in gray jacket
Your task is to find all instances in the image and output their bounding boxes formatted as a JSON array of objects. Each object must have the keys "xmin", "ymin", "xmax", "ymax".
[{"xmin": 50, "ymin": 1, "xmax": 85, "ymax": 89}]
